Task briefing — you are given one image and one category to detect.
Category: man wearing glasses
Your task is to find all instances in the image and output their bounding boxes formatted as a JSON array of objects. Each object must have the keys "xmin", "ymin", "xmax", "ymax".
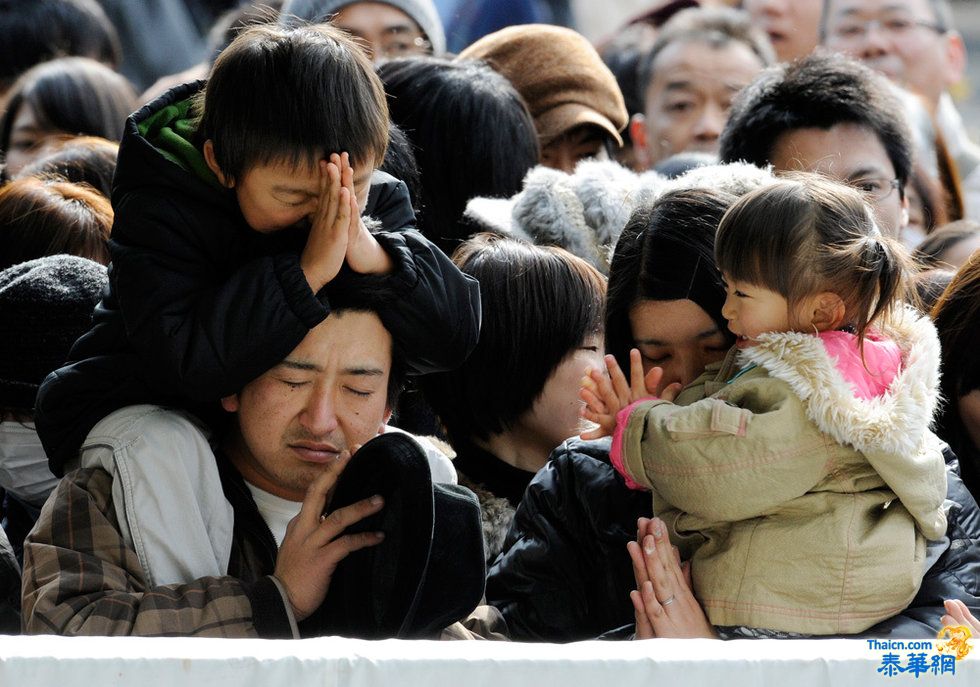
[
  {"xmin": 719, "ymin": 52, "xmax": 912, "ymax": 239},
  {"xmin": 822, "ymin": 0, "xmax": 964, "ymax": 116},
  {"xmin": 821, "ymin": 0, "xmax": 980, "ymax": 220}
]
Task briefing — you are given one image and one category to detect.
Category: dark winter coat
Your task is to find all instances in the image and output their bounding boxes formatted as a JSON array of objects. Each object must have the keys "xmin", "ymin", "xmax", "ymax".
[
  {"xmin": 486, "ymin": 437, "xmax": 980, "ymax": 642},
  {"xmin": 35, "ymin": 81, "xmax": 481, "ymax": 475}
]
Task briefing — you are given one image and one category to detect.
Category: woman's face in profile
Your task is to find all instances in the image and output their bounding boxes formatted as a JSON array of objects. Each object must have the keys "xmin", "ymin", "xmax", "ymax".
[
  {"xmin": 628, "ymin": 298, "xmax": 730, "ymax": 390},
  {"xmin": 4, "ymin": 102, "xmax": 49, "ymax": 177},
  {"xmin": 520, "ymin": 332, "xmax": 605, "ymax": 455}
]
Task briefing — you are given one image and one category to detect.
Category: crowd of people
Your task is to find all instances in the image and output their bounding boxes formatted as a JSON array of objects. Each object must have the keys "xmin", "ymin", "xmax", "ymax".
[{"xmin": 1, "ymin": 0, "xmax": 980, "ymax": 646}]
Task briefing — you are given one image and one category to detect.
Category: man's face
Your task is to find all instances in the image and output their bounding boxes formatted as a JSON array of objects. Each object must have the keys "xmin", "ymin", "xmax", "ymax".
[
  {"xmin": 633, "ymin": 39, "xmax": 764, "ymax": 169},
  {"xmin": 742, "ymin": 0, "xmax": 823, "ymax": 63},
  {"xmin": 823, "ymin": 0, "xmax": 965, "ymax": 110},
  {"xmin": 540, "ymin": 125, "xmax": 611, "ymax": 174},
  {"xmin": 769, "ymin": 122, "xmax": 907, "ymax": 236},
  {"xmin": 220, "ymin": 154, "xmax": 375, "ymax": 233},
  {"xmin": 222, "ymin": 310, "xmax": 392, "ymax": 501},
  {"xmin": 334, "ymin": 1, "xmax": 430, "ymax": 62}
]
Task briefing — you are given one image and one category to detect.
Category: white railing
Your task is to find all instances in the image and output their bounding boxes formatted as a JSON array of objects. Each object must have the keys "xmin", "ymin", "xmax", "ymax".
[{"xmin": 1, "ymin": 636, "xmax": 976, "ymax": 686}]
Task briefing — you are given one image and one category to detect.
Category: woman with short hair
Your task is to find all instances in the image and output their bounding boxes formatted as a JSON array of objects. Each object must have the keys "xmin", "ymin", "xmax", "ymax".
[{"xmin": 423, "ymin": 234, "xmax": 605, "ymax": 561}]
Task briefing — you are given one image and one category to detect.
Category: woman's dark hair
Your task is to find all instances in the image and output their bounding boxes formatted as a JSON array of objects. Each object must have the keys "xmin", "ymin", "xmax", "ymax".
[
  {"xmin": 931, "ymin": 251, "xmax": 980, "ymax": 496},
  {"xmin": 606, "ymin": 187, "xmax": 737, "ymax": 372},
  {"xmin": 0, "ymin": 0, "xmax": 121, "ymax": 92},
  {"xmin": 378, "ymin": 57, "xmax": 539, "ymax": 255},
  {"xmin": 0, "ymin": 176, "xmax": 112, "ymax": 270},
  {"xmin": 194, "ymin": 23, "xmax": 389, "ymax": 184},
  {"xmin": 379, "ymin": 123, "xmax": 422, "ymax": 211},
  {"xmin": 915, "ymin": 220, "xmax": 980, "ymax": 269},
  {"xmin": 18, "ymin": 135, "xmax": 118, "ymax": 198},
  {"xmin": 423, "ymin": 234, "xmax": 606, "ymax": 444},
  {"xmin": 0, "ymin": 57, "xmax": 136, "ymax": 165}
]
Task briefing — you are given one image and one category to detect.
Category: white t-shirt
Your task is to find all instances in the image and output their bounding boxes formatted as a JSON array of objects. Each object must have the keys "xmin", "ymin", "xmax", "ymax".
[{"xmin": 244, "ymin": 482, "xmax": 302, "ymax": 548}]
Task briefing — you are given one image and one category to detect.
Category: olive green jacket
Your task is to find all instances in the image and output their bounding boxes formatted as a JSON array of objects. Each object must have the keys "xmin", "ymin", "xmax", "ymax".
[{"xmin": 614, "ymin": 308, "xmax": 947, "ymax": 634}]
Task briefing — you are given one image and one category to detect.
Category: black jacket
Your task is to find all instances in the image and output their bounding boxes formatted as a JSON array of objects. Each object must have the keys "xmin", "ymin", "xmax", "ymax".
[
  {"xmin": 36, "ymin": 82, "xmax": 481, "ymax": 475},
  {"xmin": 486, "ymin": 438, "xmax": 980, "ymax": 642}
]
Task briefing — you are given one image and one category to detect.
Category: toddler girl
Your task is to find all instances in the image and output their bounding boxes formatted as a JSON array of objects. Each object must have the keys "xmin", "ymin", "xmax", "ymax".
[{"xmin": 583, "ymin": 174, "xmax": 948, "ymax": 635}]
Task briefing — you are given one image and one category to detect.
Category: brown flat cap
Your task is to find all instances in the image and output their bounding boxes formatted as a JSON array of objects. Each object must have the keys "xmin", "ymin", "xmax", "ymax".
[{"xmin": 459, "ymin": 24, "xmax": 628, "ymax": 147}]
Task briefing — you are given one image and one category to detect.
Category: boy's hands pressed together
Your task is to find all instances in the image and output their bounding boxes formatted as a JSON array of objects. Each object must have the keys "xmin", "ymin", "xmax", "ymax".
[
  {"xmin": 341, "ymin": 155, "xmax": 394, "ymax": 276},
  {"xmin": 579, "ymin": 349, "xmax": 682, "ymax": 440},
  {"xmin": 300, "ymin": 152, "xmax": 393, "ymax": 294},
  {"xmin": 300, "ymin": 154, "xmax": 351, "ymax": 293}
]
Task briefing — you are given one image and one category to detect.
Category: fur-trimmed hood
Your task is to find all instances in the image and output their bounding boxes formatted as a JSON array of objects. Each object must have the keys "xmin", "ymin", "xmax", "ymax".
[{"xmin": 739, "ymin": 305, "xmax": 947, "ymax": 539}]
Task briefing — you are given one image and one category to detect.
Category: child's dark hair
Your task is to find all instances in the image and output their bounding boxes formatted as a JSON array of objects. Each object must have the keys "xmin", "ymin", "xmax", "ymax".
[
  {"xmin": 195, "ymin": 23, "xmax": 389, "ymax": 183},
  {"xmin": 715, "ymin": 173, "xmax": 912, "ymax": 344}
]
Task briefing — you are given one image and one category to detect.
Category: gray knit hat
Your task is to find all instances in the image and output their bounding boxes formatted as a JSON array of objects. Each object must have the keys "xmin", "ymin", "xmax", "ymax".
[
  {"xmin": 280, "ymin": 0, "xmax": 446, "ymax": 55},
  {"xmin": 0, "ymin": 256, "xmax": 107, "ymax": 411}
]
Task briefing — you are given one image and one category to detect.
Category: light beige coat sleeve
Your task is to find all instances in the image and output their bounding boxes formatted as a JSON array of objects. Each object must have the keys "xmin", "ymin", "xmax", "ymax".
[{"xmin": 619, "ymin": 372, "xmax": 833, "ymax": 523}]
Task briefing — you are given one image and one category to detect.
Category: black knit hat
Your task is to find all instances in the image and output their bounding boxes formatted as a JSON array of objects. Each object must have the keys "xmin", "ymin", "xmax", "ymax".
[{"xmin": 0, "ymin": 256, "xmax": 107, "ymax": 411}]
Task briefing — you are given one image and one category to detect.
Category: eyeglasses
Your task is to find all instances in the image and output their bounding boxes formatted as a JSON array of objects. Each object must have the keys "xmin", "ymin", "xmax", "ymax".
[
  {"xmin": 375, "ymin": 35, "xmax": 431, "ymax": 59},
  {"xmin": 850, "ymin": 177, "xmax": 902, "ymax": 201},
  {"xmin": 829, "ymin": 16, "xmax": 945, "ymax": 43}
]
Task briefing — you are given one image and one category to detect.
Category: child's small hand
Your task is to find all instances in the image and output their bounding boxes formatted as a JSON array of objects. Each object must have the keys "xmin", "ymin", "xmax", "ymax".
[
  {"xmin": 300, "ymin": 154, "xmax": 351, "ymax": 292},
  {"xmin": 340, "ymin": 155, "xmax": 393, "ymax": 275},
  {"xmin": 579, "ymin": 352, "xmax": 633, "ymax": 439},
  {"xmin": 579, "ymin": 350, "xmax": 681, "ymax": 439}
]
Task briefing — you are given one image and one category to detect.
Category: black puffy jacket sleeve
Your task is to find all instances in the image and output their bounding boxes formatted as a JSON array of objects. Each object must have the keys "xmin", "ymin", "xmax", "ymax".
[{"xmin": 485, "ymin": 439, "xmax": 651, "ymax": 642}]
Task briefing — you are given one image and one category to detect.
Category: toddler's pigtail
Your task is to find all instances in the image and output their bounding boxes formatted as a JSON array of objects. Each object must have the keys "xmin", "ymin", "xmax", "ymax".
[{"xmin": 847, "ymin": 228, "xmax": 910, "ymax": 346}]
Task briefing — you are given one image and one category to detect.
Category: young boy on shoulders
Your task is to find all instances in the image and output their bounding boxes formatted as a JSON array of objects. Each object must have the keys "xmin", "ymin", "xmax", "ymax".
[{"xmin": 36, "ymin": 23, "xmax": 480, "ymax": 476}]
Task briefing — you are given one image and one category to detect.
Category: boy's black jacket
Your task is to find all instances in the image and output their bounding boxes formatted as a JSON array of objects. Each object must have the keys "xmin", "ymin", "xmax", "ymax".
[{"xmin": 35, "ymin": 81, "xmax": 481, "ymax": 476}]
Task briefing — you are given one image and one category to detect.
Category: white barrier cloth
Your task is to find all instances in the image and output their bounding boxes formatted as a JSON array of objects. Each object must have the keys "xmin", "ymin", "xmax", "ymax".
[{"xmin": 1, "ymin": 635, "xmax": 978, "ymax": 686}]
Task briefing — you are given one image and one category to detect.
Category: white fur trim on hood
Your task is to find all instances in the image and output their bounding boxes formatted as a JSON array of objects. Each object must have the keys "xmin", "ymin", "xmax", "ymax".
[{"xmin": 738, "ymin": 305, "xmax": 946, "ymax": 538}]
